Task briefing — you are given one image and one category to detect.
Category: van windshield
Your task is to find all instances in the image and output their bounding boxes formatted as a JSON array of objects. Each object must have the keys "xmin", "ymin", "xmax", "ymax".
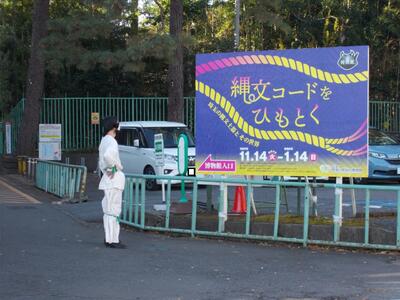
[{"xmin": 142, "ymin": 127, "xmax": 195, "ymax": 148}]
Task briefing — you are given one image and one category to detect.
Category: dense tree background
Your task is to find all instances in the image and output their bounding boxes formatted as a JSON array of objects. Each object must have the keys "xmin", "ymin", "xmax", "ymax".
[{"xmin": 0, "ymin": 0, "xmax": 399, "ymax": 117}]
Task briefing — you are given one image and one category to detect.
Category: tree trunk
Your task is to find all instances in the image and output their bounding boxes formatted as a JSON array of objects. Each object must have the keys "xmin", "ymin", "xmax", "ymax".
[
  {"xmin": 154, "ymin": 0, "xmax": 166, "ymax": 32},
  {"xmin": 17, "ymin": 0, "xmax": 49, "ymax": 156},
  {"xmin": 234, "ymin": 0, "xmax": 241, "ymax": 50},
  {"xmin": 130, "ymin": 0, "xmax": 139, "ymax": 35},
  {"xmin": 167, "ymin": 0, "xmax": 184, "ymax": 123}
]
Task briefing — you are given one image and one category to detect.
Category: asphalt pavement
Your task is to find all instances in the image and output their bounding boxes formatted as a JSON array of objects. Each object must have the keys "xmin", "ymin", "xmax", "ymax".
[{"xmin": 1, "ymin": 174, "xmax": 400, "ymax": 299}]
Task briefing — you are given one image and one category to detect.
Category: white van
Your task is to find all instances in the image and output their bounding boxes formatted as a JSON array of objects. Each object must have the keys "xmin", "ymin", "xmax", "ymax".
[{"xmin": 116, "ymin": 121, "xmax": 195, "ymax": 190}]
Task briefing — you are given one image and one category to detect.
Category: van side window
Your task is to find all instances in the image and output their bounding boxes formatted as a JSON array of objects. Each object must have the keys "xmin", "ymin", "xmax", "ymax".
[
  {"xmin": 127, "ymin": 129, "xmax": 138, "ymax": 147},
  {"xmin": 117, "ymin": 128, "xmax": 143, "ymax": 146},
  {"xmin": 116, "ymin": 130, "xmax": 127, "ymax": 145},
  {"xmin": 131, "ymin": 128, "xmax": 146, "ymax": 147}
]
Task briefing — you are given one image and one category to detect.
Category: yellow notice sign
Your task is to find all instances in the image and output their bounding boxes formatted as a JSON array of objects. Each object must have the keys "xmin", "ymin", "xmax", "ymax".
[{"xmin": 91, "ymin": 112, "xmax": 100, "ymax": 125}]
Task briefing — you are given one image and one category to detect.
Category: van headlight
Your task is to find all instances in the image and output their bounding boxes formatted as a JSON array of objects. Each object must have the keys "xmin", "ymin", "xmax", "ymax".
[
  {"xmin": 164, "ymin": 154, "xmax": 178, "ymax": 161},
  {"xmin": 369, "ymin": 152, "xmax": 387, "ymax": 159}
]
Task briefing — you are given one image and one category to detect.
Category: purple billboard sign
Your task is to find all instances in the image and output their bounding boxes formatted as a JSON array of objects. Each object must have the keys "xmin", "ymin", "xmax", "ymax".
[{"xmin": 195, "ymin": 46, "xmax": 369, "ymax": 177}]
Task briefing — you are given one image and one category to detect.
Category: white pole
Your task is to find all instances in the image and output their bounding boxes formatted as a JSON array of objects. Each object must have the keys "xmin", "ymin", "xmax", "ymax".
[
  {"xmin": 162, "ymin": 181, "xmax": 166, "ymax": 203},
  {"xmin": 305, "ymin": 177, "xmax": 318, "ymax": 216},
  {"xmin": 247, "ymin": 176, "xmax": 257, "ymax": 215},
  {"xmin": 349, "ymin": 177, "xmax": 357, "ymax": 217},
  {"xmin": 158, "ymin": 166, "xmax": 165, "ymax": 203},
  {"xmin": 335, "ymin": 177, "xmax": 343, "ymax": 226},
  {"xmin": 218, "ymin": 181, "xmax": 228, "ymax": 232},
  {"xmin": 223, "ymin": 183, "xmax": 228, "ymax": 223}
]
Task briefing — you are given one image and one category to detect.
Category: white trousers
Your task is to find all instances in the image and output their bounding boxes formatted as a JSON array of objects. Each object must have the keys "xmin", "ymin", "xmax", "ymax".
[{"xmin": 102, "ymin": 189, "xmax": 123, "ymax": 244}]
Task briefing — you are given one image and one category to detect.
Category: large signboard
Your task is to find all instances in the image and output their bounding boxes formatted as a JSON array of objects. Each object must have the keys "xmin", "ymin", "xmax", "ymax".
[{"xmin": 195, "ymin": 46, "xmax": 369, "ymax": 177}]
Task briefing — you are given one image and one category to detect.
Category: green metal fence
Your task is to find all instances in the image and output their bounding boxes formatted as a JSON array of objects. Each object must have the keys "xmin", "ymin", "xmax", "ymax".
[
  {"xmin": 41, "ymin": 97, "xmax": 195, "ymax": 151},
  {"xmin": 0, "ymin": 122, "xmax": 3, "ymax": 156},
  {"xmin": 1, "ymin": 98, "xmax": 399, "ymax": 153},
  {"xmin": 370, "ymin": 101, "xmax": 400, "ymax": 133},
  {"xmin": 35, "ymin": 160, "xmax": 87, "ymax": 201},
  {"xmin": 120, "ymin": 174, "xmax": 400, "ymax": 251},
  {"xmin": 6, "ymin": 99, "xmax": 25, "ymax": 154}
]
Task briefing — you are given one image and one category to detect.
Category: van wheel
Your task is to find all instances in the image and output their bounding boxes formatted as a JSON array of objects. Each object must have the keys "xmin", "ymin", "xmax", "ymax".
[{"xmin": 144, "ymin": 166, "xmax": 158, "ymax": 190}]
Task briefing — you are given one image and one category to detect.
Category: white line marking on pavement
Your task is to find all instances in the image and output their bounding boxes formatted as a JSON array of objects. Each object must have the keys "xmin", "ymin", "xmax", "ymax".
[
  {"xmin": 367, "ymin": 272, "xmax": 400, "ymax": 278},
  {"xmin": 0, "ymin": 179, "xmax": 41, "ymax": 204}
]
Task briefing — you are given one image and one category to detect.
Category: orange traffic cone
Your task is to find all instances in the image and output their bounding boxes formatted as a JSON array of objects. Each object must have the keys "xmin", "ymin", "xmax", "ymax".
[{"xmin": 232, "ymin": 186, "xmax": 247, "ymax": 214}]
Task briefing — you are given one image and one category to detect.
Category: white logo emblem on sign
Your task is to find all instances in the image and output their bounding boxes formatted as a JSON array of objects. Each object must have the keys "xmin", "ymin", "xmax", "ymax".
[{"xmin": 337, "ymin": 50, "xmax": 359, "ymax": 71}]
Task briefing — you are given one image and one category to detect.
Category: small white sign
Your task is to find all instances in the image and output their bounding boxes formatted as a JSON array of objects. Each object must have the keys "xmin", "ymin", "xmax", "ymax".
[
  {"xmin": 39, "ymin": 124, "xmax": 62, "ymax": 142},
  {"xmin": 177, "ymin": 134, "xmax": 188, "ymax": 175},
  {"xmin": 154, "ymin": 133, "xmax": 164, "ymax": 167},
  {"xmin": 5, "ymin": 122, "xmax": 11, "ymax": 154},
  {"xmin": 39, "ymin": 142, "xmax": 61, "ymax": 161}
]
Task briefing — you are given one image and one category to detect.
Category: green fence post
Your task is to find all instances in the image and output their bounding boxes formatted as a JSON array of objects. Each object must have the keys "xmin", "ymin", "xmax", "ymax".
[
  {"xmin": 123, "ymin": 178, "xmax": 129, "ymax": 221},
  {"xmin": 140, "ymin": 178, "xmax": 146, "ymax": 229},
  {"xmin": 365, "ymin": 189, "xmax": 370, "ymax": 245},
  {"xmin": 397, "ymin": 190, "xmax": 400, "ymax": 247},
  {"xmin": 166, "ymin": 180, "xmax": 171, "ymax": 229},
  {"xmin": 303, "ymin": 184, "xmax": 310, "ymax": 246},
  {"xmin": 134, "ymin": 178, "xmax": 140, "ymax": 225},
  {"xmin": 206, "ymin": 185, "xmax": 213, "ymax": 212},
  {"xmin": 191, "ymin": 180, "xmax": 198, "ymax": 237},
  {"xmin": 218, "ymin": 182, "xmax": 225, "ymax": 233},
  {"xmin": 0, "ymin": 122, "xmax": 4, "ymax": 156},
  {"xmin": 334, "ymin": 189, "xmax": 341, "ymax": 242},
  {"xmin": 128, "ymin": 179, "xmax": 133, "ymax": 223},
  {"xmin": 245, "ymin": 183, "xmax": 252, "ymax": 236}
]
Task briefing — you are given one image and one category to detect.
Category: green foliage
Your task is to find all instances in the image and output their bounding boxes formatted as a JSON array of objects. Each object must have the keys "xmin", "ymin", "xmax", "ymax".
[
  {"xmin": 0, "ymin": 0, "xmax": 400, "ymax": 116},
  {"xmin": 0, "ymin": 0, "xmax": 33, "ymax": 114}
]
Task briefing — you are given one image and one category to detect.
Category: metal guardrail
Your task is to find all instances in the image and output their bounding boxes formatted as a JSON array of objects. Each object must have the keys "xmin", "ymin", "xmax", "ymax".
[
  {"xmin": 120, "ymin": 174, "xmax": 400, "ymax": 251},
  {"xmin": 35, "ymin": 160, "xmax": 87, "ymax": 202}
]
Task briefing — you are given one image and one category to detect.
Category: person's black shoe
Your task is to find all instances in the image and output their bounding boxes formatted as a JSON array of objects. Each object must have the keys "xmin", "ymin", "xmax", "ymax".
[
  {"xmin": 112, "ymin": 242, "xmax": 126, "ymax": 249},
  {"xmin": 105, "ymin": 242, "xmax": 115, "ymax": 248}
]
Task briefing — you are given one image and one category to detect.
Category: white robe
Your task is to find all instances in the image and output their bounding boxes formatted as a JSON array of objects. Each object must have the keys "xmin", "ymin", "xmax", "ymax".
[
  {"xmin": 98, "ymin": 135, "xmax": 125, "ymax": 244},
  {"xmin": 98, "ymin": 135, "xmax": 125, "ymax": 190}
]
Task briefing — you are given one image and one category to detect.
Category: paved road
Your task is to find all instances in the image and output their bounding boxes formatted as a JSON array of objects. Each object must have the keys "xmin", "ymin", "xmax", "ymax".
[{"xmin": 1, "ymin": 175, "xmax": 400, "ymax": 300}]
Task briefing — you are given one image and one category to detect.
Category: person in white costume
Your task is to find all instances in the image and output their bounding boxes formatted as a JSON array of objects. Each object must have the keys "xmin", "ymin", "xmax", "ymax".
[{"xmin": 98, "ymin": 116, "xmax": 126, "ymax": 249}]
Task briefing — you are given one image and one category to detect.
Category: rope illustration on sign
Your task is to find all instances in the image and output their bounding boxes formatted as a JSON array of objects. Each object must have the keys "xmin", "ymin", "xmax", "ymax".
[
  {"xmin": 196, "ymin": 54, "xmax": 368, "ymax": 84},
  {"xmin": 196, "ymin": 80, "xmax": 368, "ymax": 157}
]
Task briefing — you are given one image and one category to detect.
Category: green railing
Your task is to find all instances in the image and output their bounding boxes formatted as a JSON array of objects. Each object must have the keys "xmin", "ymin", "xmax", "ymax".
[
  {"xmin": 0, "ymin": 122, "xmax": 3, "ymax": 156},
  {"xmin": 41, "ymin": 97, "xmax": 195, "ymax": 151},
  {"xmin": 120, "ymin": 174, "xmax": 400, "ymax": 251},
  {"xmin": 370, "ymin": 101, "xmax": 400, "ymax": 133},
  {"xmin": 1, "ymin": 98, "xmax": 399, "ymax": 153},
  {"xmin": 6, "ymin": 99, "xmax": 25, "ymax": 154},
  {"xmin": 35, "ymin": 160, "xmax": 87, "ymax": 201}
]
